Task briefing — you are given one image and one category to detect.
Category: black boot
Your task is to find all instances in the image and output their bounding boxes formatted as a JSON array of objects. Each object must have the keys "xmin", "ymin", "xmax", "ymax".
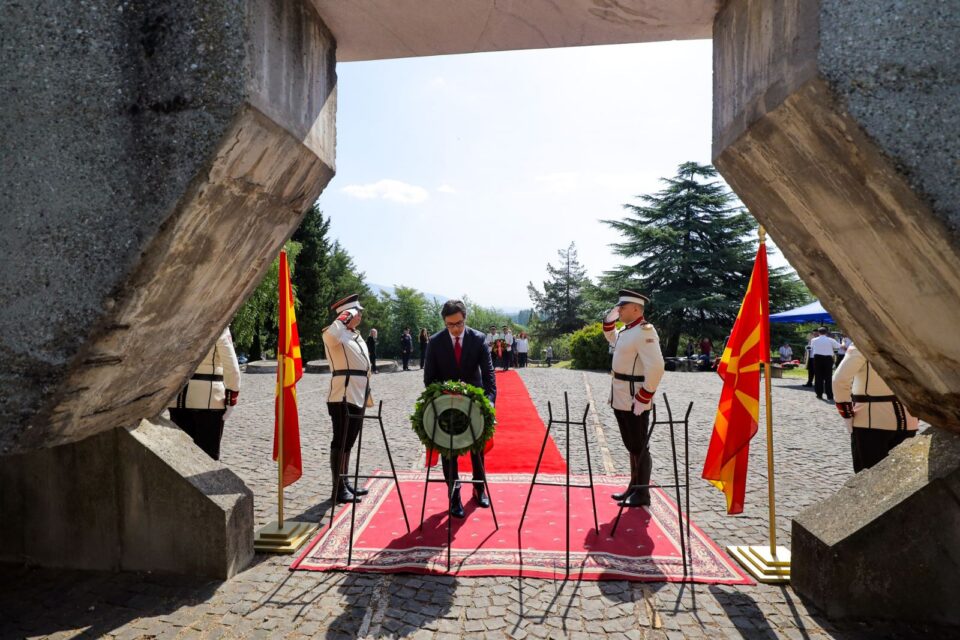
[
  {"xmin": 612, "ymin": 454, "xmax": 638, "ymax": 501},
  {"xmin": 341, "ymin": 456, "xmax": 368, "ymax": 496},
  {"xmin": 331, "ymin": 452, "xmax": 360, "ymax": 504},
  {"xmin": 449, "ymin": 487, "xmax": 465, "ymax": 519},
  {"xmin": 620, "ymin": 452, "xmax": 651, "ymax": 507}
]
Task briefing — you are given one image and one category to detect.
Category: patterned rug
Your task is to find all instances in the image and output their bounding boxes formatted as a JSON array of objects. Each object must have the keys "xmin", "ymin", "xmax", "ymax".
[{"xmin": 291, "ymin": 472, "xmax": 751, "ymax": 584}]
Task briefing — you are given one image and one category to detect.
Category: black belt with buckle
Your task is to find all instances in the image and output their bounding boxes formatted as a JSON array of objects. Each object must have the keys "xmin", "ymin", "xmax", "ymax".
[
  {"xmin": 332, "ymin": 369, "xmax": 368, "ymax": 377},
  {"xmin": 613, "ymin": 372, "xmax": 645, "ymax": 382},
  {"xmin": 851, "ymin": 394, "xmax": 897, "ymax": 403},
  {"xmin": 191, "ymin": 373, "xmax": 223, "ymax": 382}
]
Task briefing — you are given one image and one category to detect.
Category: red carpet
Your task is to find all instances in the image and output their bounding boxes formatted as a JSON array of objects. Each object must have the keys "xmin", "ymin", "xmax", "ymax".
[
  {"xmin": 291, "ymin": 472, "xmax": 751, "ymax": 584},
  {"xmin": 435, "ymin": 370, "xmax": 567, "ymax": 474}
]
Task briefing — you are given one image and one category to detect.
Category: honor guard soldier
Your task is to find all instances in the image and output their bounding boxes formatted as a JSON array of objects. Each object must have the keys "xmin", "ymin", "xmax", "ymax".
[
  {"xmin": 322, "ymin": 294, "xmax": 374, "ymax": 504},
  {"xmin": 168, "ymin": 327, "xmax": 241, "ymax": 460},
  {"xmin": 833, "ymin": 342, "xmax": 919, "ymax": 473},
  {"xmin": 603, "ymin": 289, "xmax": 665, "ymax": 507}
]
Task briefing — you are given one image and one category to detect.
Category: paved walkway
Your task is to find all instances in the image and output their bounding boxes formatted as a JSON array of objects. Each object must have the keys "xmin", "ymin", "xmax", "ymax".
[{"xmin": 0, "ymin": 368, "xmax": 943, "ymax": 639}]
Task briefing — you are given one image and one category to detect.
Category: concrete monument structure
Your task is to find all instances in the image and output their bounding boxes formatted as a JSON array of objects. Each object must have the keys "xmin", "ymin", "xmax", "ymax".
[{"xmin": 1, "ymin": 0, "xmax": 958, "ymax": 623}]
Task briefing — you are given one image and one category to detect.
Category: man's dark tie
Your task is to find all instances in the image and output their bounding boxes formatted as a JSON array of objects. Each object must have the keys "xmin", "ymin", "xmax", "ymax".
[{"xmin": 454, "ymin": 336, "xmax": 462, "ymax": 366}]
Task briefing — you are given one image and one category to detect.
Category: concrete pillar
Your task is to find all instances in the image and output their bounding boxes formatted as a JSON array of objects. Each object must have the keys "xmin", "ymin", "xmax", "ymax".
[
  {"xmin": 712, "ymin": 0, "xmax": 960, "ymax": 432},
  {"xmin": 1, "ymin": 0, "xmax": 334, "ymax": 578},
  {"xmin": 0, "ymin": 418, "xmax": 254, "ymax": 579},
  {"xmin": 792, "ymin": 430, "xmax": 960, "ymax": 624},
  {"xmin": 1, "ymin": 0, "xmax": 336, "ymax": 455},
  {"xmin": 713, "ymin": 0, "xmax": 960, "ymax": 622}
]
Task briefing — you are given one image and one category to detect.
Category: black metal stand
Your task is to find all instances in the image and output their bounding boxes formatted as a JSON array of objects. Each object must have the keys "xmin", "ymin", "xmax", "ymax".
[
  {"xmin": 419, "ymin": 395, "xmax": 498, "ymax": 572},
  {"xmin": 518, "ymin": 392, "xmax": 599, "ymax": 575},
  {"xmin": 328, "ymin": 400, "xmax": 409, "ymax": 566},
  {"xmin": 609, "ymin": 394, "xmax": 693, "ymax": 578}
]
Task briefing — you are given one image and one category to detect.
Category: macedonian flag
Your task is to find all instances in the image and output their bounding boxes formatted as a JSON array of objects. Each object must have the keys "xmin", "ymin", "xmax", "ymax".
[
  {"xmin": 273, "ymin": 250, "xmax": 303, "ymax": 487},
  {"xmin": 701, "ymin": 242, "xmax": 769, "ymax": 514}
]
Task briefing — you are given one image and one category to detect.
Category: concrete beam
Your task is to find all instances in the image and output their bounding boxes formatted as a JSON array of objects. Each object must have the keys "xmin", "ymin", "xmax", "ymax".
[
  {"xmin": 712, "ymin": 0, "xmax": 960, "ymax": 431},
  {"xmin": 792, "ymin": 429, "xmax": 960, "ymax": 624},
  {"xmin": 311, "ymin": 0, "xmax": 719, "ymax": 62},
  {"xmin": 1, "ymin": 0, "xmax": 337, "ymax": 455},
  {"xmin": 0, "ymin": 418, "xmax": 254, "ymax": 579}
]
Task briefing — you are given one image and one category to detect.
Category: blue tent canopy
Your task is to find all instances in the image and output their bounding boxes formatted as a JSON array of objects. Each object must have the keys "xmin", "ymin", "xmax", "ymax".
[{"xmin": 769, "ymin": 300, "xmax": 833, "ymax": 324}]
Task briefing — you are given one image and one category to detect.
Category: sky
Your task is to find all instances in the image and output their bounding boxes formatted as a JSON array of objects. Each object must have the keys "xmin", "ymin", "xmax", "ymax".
[{"xmin": 318, "ymin": 39, "xmax": 788, "ymax": 310}]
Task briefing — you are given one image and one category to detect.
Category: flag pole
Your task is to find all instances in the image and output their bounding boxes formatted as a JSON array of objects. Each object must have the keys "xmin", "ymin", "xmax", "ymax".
[
  {"xmin": 277, "ymin": 351, "xmax": 285, "ymax": 528},
  {"xmin": 253, "ymin": 250, "xmax": 314, "ymax": 553},
  {"xmin": 759, "ymin": 226, "xmax": 777, "ymax": 557},
  {"xmin": 725, "ymin": 225, "xmax": 791, "ymax": 582}
]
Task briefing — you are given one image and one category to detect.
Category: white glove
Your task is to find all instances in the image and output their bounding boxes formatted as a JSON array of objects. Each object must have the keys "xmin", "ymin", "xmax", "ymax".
[
  {"xmin": 632, "ymin": 398, "xmax": 651, "ymax": 416},
  {"xmin": 844, "ymin": 417, "xmax": 853, "ymax": 434},
  {"xmin": 604, "ymin": 307, "xmax": 620, "ymax": 324},
  {"xmin": 224, "ymin": 406, "xmax": 235, "ymax": 421}
]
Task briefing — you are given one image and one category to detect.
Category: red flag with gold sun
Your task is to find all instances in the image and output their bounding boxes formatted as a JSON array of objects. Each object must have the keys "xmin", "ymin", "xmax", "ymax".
[
  {"xmin": 273, "ymin": 250, "xmax": 303, "ymax": 487},
  {"xmin": 701, "ymin": 243, "xmax": 769, "ymax": 514}
]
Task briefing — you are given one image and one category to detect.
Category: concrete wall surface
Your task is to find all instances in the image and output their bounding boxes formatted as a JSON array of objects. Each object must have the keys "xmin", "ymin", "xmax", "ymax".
[
  {"xmin": 311, "ymin": 0, "xmax": 719, "ymax": 61},
  {"xmin": 792, "ymin": 429, "xmax": 960, "ymax": 624},
  {"xmin": 0, "ymin": 418, "xmax": 254, "ymax": 579},
  {"xmin": 0, "ymin": 0, "xmax": 336, "ymax": 455},
  {"xmin": 713, "ymin": 0, "xmax": 960, "ymax": 432}
]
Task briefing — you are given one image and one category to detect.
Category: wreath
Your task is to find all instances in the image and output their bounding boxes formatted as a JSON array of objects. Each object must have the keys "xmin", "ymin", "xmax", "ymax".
[
  {"xmin": 410, "ymin": 381, "xmax": 496, "ymax": 457},
  {"xmin": 492, "ymin": 339, "xmax": 506, "ymax": 358}
]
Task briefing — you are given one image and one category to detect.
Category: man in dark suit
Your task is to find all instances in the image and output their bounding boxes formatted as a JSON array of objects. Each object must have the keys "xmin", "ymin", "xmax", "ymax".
[{"xmin": 423, "ymin": 299, "xmax": 497, "ymax": 518}]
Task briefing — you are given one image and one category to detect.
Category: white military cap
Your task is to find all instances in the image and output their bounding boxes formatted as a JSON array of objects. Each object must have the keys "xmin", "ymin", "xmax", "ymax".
[
  {"xmin": 616, "ymin": 288, "xmax": 650, "ymax": 306},
  {"xmin": 331, "ymin": 293, "xmax": 364, "ymax": 314}
]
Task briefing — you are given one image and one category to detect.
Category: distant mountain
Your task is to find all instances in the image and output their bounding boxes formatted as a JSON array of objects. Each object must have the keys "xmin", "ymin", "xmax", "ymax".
[
  {"xmin": 366, "ymin": 282, "xmax": 451, "ymax": 303},
  {"xmin": 366, "ymin": 281, "xmax": 529, "ymax": 320}
]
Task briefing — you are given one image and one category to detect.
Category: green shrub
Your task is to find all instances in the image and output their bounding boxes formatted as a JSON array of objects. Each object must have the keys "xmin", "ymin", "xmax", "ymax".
[{"xmin": 569, "ymin": 323, "xmax": 612, "ymax": 370}]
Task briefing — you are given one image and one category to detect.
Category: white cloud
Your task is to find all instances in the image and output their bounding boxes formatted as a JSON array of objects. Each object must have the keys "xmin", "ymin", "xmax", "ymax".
[
  {"xmin": 341, "ymin": 179, "xmax": 430, "ymax": 204},
  {"xmin": 436, "ymin": 184, "xmax": 458, "ymax": 194}
]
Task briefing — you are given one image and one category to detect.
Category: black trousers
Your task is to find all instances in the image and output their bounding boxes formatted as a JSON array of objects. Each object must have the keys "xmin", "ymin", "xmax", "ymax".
[
  {"xmin": 518, "ymin": 353, "xmax": 528, "ymax": 367},
  {"xmin": 441, "ymin": 451, "xmax": 486, "ymax": 490},
  {"xmin": 813, "ymin": 355, "xmax": 835, "ymax": 398},
  {"xmin": 402, "ymin": 351, "xmax": 411, "ymax": 370},
  {"xmin": 851, "ymin": 428, "xmax": 916, "ymax": 473},
  {"xmin": 169, "ymin": 408, "xmax": 225, "ymax": 460},
  {"xmin": 613, "ymin": 408, "xmax": 653, "ymax": 487},
  {"xmin": 806, "ymin": 359, "xmax": 815, "ymax": 385},
  {"xmin": 420, "ymin": 346, "xmax": 427, "ymax": 368},
  {"xmin": 327, "ymin": 402, "xmax": 364, "ymax": 461},
  {"xmin": 503, "ymin": 350, "xmax": 511, "ymax": 370}
]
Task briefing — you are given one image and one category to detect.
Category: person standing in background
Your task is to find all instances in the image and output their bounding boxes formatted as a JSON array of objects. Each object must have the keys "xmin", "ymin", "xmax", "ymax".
[
  {"xmin": 366, "ymin": 328, "xmax": 379, "ymax": 374},
  {"xmin": 400, "ymin": 327, "xmax": 413, "ymax": 371},
  {"xmin": 418, "ymin": 327, "xmax": 429, "ymax": 370},
  {"xmin": 810, "ymin": 327, "xmax": 841, "ymax": 400},
  {"xmin": 515, "ymin": 332, "xmax": 529, "ymax": 367},
  {"xmin": 803, "ymin": 330, "xmax": 817, "ymax": 387}
]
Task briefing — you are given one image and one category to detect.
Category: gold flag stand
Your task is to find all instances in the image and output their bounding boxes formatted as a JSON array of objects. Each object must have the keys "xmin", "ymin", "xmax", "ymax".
[
  {"xmin": 727, "ymin": 227, "xmax": 791, "ymax": 583},
  {"xmin": 254, "ymin": 352, "xmax": 315, "ymax": 553}
]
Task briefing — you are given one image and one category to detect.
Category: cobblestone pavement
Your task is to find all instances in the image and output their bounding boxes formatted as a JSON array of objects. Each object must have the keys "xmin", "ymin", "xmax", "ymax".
[{"xmin": 0, "ymin": 367, "xmax": 945, "ymax": 639}]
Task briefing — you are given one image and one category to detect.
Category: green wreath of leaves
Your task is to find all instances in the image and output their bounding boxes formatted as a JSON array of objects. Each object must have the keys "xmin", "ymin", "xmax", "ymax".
[{"xmin": 410, "ymin": 381, "xmax": 496, "ymax": 457}]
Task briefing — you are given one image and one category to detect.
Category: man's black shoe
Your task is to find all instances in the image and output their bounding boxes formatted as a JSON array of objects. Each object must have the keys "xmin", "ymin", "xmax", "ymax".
[
  {"xmin": 449, "ymin": 489, "xmax": 465, "ymax": 519},
  {"xmin": 611, "ymin": 487, "xmax": 633, "ymax": 501},
  {"xmin": 802, "ymin": 383, "xmax": 812, "ymax": 387},
  {"xmin": 619, "ymin": 491, "xmax": 650, "ymax": 508},
  {"xmin": 816, "ymin": 395, "xmax": 823, "ymax": 399},
  {"xmin": 473, "ymin": 488, "xmax": 490, "ymax": 508}
]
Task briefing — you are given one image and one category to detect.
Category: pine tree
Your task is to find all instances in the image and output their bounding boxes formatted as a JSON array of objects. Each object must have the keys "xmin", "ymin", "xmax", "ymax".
[
  {"xmin": 291, "ymin": 205, "xmax": 333, "ymax": 360},
  {"xmin": 604, "ymin": 162, "xmax": 808, "ymax": 356},
  {"xmin": 527, "ymin": 242, "xmax": 592, "ymax": 339}
]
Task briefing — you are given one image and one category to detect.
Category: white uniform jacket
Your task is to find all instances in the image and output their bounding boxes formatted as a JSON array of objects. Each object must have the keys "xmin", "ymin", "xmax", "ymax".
[
  {"xmin": 604, "ymin": 319, "xmax": 665, "ymax": 411},
  {"xmin": 322, "ymin": 317, "xmax": 373, "ymax": 408},
  {"xmin": 832, "ymin": 344, "xmax": 918, "ymax": 431},
  {"xmin": 169, "ymin": 327, "xmax": 241, "ymax": 410}
]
